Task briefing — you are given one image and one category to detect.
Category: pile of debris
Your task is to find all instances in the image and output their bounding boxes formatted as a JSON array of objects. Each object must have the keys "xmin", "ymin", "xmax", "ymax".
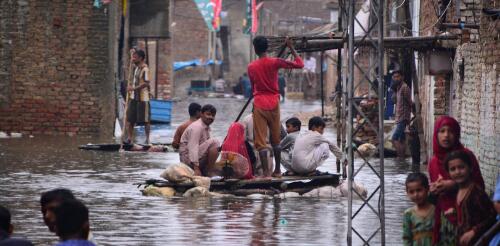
[{"xmin": 354, "ymin": 98, "xmax": 379, "ymax": 145}]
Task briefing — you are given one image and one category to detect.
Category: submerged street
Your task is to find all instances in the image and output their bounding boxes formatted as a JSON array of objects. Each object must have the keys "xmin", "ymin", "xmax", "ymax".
[{"xmin": 0, "ymin": 98, "xmax": 413, "ymax": 245}]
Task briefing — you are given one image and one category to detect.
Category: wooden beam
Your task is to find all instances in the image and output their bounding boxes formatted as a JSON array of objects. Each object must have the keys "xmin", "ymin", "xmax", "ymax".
[
  {"xmin": 440, "ymin": 23, "xmax": 479, "ymax": 29},
  {"xmin": 269, "ymin": 35, "xmax": 458, "ymax": 53}
]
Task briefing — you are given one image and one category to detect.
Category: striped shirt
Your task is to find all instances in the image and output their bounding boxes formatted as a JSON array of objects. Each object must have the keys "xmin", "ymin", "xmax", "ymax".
[{"xmin": 395, "ymin": 82, "xmax": 411, "ymax": 123}]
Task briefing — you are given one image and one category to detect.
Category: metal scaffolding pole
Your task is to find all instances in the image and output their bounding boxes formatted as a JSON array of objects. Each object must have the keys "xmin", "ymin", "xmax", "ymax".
[{"xmin": 346, "ymin": 0, "xmax": 385, "ymax": 244}]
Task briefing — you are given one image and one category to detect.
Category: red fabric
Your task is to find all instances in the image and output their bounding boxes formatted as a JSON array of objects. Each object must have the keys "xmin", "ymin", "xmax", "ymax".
[
  {"xmin": 251, "ymin": 0, "xmax": 257, "ymax": 34},
  {"xmin": 221, "ymin": 122, "xmax": 253, "ymax": 179},
  {"xmin": 247, "ymin": 57, "xmax": 304, "ymax": 110},
  {"xmin": 211, "ymin": 0, "xmax": 222, "ymax": 30},
  {"xmin": 428, "ymin": 116, "xmax": 485, "ymax": 245}
]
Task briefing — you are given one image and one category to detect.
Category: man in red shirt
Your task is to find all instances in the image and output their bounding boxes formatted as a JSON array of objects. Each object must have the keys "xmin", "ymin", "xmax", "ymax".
[{"xmin": 248, "ymin": 36, "xmax": 304, "ymax": 177}]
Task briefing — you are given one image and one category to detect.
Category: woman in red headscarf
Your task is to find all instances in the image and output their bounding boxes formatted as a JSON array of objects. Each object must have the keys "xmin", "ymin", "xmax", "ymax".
[
  {"xmin": 216, "ymin": 122, "xmax": 254, "ymax": 179},
  {"xmin": 428, "ymin": 116, "xmax": 484, "ymax": 245}
]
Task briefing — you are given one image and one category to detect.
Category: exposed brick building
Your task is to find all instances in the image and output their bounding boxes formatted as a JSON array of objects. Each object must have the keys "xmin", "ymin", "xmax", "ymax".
[
  {"xmin": 0, "ymin": 0, "xmax": 116, "ymax": 136},
  {"xmin": 0, "ymin": 0, "xmax": 173, "ymax": 137},
  {"xmin": 418, "ymin": 0, "xmax": 499, "ymax": 193},
  {"xmin": 171, "ymin": 0, "xmax": 210, "ymax": 97}
]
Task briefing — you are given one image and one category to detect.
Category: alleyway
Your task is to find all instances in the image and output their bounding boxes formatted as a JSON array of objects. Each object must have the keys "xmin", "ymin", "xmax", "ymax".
[{"xmin": 0, "ymin": 98, "xmax": 414, "ymax": 245}]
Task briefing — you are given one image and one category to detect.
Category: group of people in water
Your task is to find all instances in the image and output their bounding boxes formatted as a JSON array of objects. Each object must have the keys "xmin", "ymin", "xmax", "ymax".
[
  {"xmin": 166, "ymin": 36, "xmax": 500, "ymax": 245},
  {"xmin": 1, "ymin": 189, "xmax": 95, "ymax": 246},
  {"xmin": 169, "ymin": 36, "xmax": 345, "ymax": 179},
  {"xmin": 402, "ymin": 116, "xmax": 500, "ymax": 246},
  {"xmin": 3, "ymin": 36, "xmax": 498, "ymax": 245},
  {"xmin": 171, "ymin": 100, "xmax": 344, "ymax": 179}
]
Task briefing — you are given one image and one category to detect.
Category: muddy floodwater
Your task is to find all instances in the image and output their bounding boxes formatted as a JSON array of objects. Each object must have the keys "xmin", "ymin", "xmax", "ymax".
[{"xmin": 0, "ymin": 98, "xmax": 414, "ymax": 245}]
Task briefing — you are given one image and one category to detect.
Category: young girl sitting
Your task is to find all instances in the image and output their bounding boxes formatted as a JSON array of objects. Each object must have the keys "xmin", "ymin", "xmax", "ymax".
[
  {"xmin": 445, "ymin": 150, "xmax": 496, "ymax": 246},
  {"xmin": 403, "ymin": 172, "xmax": 435, "ymax": 246}
]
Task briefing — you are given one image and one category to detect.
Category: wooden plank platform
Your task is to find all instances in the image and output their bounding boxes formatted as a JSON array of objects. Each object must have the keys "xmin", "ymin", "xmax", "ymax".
[
  {"xmin": 79, "ymin": 143, "xmax": 173, "ymax": 152},
  {"xmin": 140, "ymin": 174, "xmax": 340, "ymax": 195}
]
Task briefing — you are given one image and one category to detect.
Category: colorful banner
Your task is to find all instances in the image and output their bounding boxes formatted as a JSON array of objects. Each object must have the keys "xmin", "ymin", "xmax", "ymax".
[
  {"xmin": 243, "ymin": 0, "xmax": 262, "ymax": 34},
  {"xmin": 212, "ymin": 0, "xmax": 222, "ymax": 31},
  {"xmin": 251, "ymin": 0, "xmax": 257, "ymax": 34},
  {"xmin": 243, "ymin": 0, "xmax": 252, "ymax": 34},
  {"xmin": 194, "ymin": 0, "xmax": 223, "ymax": 32}
]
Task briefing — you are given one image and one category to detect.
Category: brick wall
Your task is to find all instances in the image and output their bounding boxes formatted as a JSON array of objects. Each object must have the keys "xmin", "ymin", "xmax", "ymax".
[
  {"xmin": 157, "ymin": 39, "xmax": 173, "ymax": 99},
  {"xmin": 172, "ymin": 0, "xmax": 209, "ymax": 61},
  {"xmin": 449, "ymin": 0, "xmax": 500, "ymax": 193},
  {"xmin": 171, "ymin": 0, "xmax": 209, "ymax": 97},
  {"xmin": 482, "ymin": 2, "xmax": 500, "ymax": 193},
  {"xmin": 0, "ymin": 0, "xmax": 114, "ymax": 136},
  {"xmin": 417, "ymin": 0, "xmax": 499, "ymax": 192},
  {"xmin": 263, "ymin": 0, "xmax": 331, "ymax": 36}
]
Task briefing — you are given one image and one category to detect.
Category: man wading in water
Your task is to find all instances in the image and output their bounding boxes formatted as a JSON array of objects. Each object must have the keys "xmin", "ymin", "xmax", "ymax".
[{"xmin": 247, "ymin": 36, "xmax": 304, "ymax": 177}]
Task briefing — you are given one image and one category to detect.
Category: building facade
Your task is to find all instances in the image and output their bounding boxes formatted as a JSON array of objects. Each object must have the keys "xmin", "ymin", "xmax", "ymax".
[
  {"xmin": 418, "ymin": 0, "xmax": 499, "ymax": 193},
  {"xmin": 0, "ymin": 0, "xmax": 117, "ymax": 136}
]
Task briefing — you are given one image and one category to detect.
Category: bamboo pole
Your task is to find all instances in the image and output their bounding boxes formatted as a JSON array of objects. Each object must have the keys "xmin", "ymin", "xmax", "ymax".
[
  {"xmin": 120, "ymin": 53, "xmax": 134, "ymax": 149},
  {"xmin": 404, "ymin": 0, "xmax": 423, "ymax": 172}
]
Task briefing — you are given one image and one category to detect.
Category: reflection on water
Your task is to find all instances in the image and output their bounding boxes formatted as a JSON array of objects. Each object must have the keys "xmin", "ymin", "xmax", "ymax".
[{"xmin": 0, "ymin": 98, "xmax": 412, "ymax": 245}]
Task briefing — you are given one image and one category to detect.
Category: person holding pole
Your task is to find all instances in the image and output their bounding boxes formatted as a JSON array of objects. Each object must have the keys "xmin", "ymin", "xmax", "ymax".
[
  {"xmin": 126, "ymin": 49, "xmax": 151, "ymax": 145},
  {"xmin": 247, "ymin": 36, "xmax": 303, "ymax": 177}
]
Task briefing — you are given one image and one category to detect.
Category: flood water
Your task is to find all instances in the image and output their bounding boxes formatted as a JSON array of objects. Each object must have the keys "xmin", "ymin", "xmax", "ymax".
[{"xmin": 0, "ymin": 98, "xmax": 413, "ymax": 245}]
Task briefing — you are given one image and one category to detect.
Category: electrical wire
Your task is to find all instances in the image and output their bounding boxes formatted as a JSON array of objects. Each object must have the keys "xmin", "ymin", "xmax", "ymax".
[
  {"xmin": 398, "ymin": 0, "xmax": 453, "ymax": 35},
  {"xmin": 392, "ymin": 0, "xmax": 407, "ymax": 10}
]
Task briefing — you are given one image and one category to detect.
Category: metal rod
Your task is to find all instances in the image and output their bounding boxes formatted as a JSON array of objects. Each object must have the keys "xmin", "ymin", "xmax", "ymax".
[
  {"xmin": 347, "ymin": 0, "xmax": 355, "ymax": 244},
  {"xmin": 341, "ymin": 0, "xmax": 348, "ymax": 180},
  {"xmin": 336, "ymin": 0, "xmax": 344, "ymax": 174},
  {"xmin": 440, "ymin": 22, "xmax": 479, "ymax": 29},
  {"xmin": 404, "ymin": 0, "xmax": 422, "ymax": 172},
  {"xmin": 235, "ymin": 96, "xmax": 253, "ymax": 123},
  {"xmin": 145, "ymin": 37, "xmax": 149, "ymax": 65},
  {"xmin": 320, "ymin": 51, "xmax": 325, "ymax": 117},
  {"xmin": 155, "ymin": 39, "xmax": 159, "ymax": 98},
  {"xmin": 378, "ymin": 0, "xmax": 386, "ymax": 243}
]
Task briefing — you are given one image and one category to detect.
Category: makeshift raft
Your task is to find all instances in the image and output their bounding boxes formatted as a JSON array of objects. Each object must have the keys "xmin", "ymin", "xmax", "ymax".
[
  {"xmin": 138, "ymin": 174, "xmax": 340, "ymax": 196},
  {"xmin": 78, "ymin": 143, "xmax": 174, "ymax": 152}
]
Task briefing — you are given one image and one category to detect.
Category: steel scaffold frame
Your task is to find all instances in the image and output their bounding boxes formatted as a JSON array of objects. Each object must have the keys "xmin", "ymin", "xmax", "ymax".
[{"xmin": 344, "ymin": 0, "xmax": 385, "ymax": 244}]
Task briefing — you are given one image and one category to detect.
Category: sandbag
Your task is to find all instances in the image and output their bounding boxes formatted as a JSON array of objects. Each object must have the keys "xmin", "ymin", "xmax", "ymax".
[
  {"xmin": 356, "ymin": 143, "xmax": 377, "ymax": 159},
  {"xmin": 275, "ymin": 192, "xmax": 301, "ymax": 199},
  {"xmin": 339, "ymin": 181, "xmax": 368, "ymax": 199},
  {"xmin": 191, "ymin": 176, "xmax": 211, "ymax": 189},
  {"xmin": 183, "ymin": 187, "xmax": 210, "ymax": 198},
  {"xmin": 210, "ymin": 192, "xmax": 236, "ymax": 198},
  {"xmin": 302, "ymin": 186, "xmax": 342, "ymax": 198},
  {"xmin": 246, "ymin": 194, "xmax": 273, "ymax": 199},
  {"xmin": 141, "ymin": 186, "xmax": 176, "ymax": 198},
  {"xmin": 160, "ymin": 163, "xmax": 194, "ymax": 184}
]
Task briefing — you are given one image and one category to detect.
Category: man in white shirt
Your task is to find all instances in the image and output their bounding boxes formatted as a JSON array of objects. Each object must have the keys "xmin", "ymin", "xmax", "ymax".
[
  {"xmin": 291, "ymin": 116, "xmax": 343, "ymax": 175},
  {"xmin": 303, "ymin": 54, "xmax": 317, "ymax": 87}
]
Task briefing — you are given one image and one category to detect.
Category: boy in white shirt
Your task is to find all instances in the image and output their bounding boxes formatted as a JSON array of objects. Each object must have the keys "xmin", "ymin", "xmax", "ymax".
[
  {"xmin": 291, "ymin": 116, "xmax": 343, "ymax": 175},
  {"xmin": 280, "ymin": 117, "xmax": 301, "ymax": 174}
]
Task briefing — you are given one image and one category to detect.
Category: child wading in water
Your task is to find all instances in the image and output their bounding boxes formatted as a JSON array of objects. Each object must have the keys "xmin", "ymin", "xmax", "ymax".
[
  {"xmin": 403, "ymin": 172, "xmax": 435, "ymax": 246},
  {"xmin": 445, "ymin": 150, "xmax": 496, "ymax": 246}
]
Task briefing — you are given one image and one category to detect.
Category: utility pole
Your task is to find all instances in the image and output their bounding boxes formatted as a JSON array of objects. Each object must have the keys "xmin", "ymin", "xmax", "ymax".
[{"xmin": 346, "ymin": 0, "xmax": 386, "ymax": 244}]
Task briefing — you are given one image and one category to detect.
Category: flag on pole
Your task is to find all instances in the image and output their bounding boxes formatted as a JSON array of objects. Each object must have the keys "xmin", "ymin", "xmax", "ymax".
[
  {"xmin": 243, "ymin": 0, "xmax": 252, "ymax": 34},
  {"xmin": 243, "ymin": 0, "xmax": 262, "ymax": 34},
  {"xmin": 212, "ymin": 0, "xmax": 222, "ymax": 31},
  {"xmin": 194, "ymin": 0, "xmax": 223, "ymax": 32}
]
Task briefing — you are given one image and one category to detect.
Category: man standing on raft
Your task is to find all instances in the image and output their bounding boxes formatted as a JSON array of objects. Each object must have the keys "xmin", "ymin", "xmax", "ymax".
[{"xmin": 247, "ymin": 36, "xmax": 304, "ymax": 177}]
